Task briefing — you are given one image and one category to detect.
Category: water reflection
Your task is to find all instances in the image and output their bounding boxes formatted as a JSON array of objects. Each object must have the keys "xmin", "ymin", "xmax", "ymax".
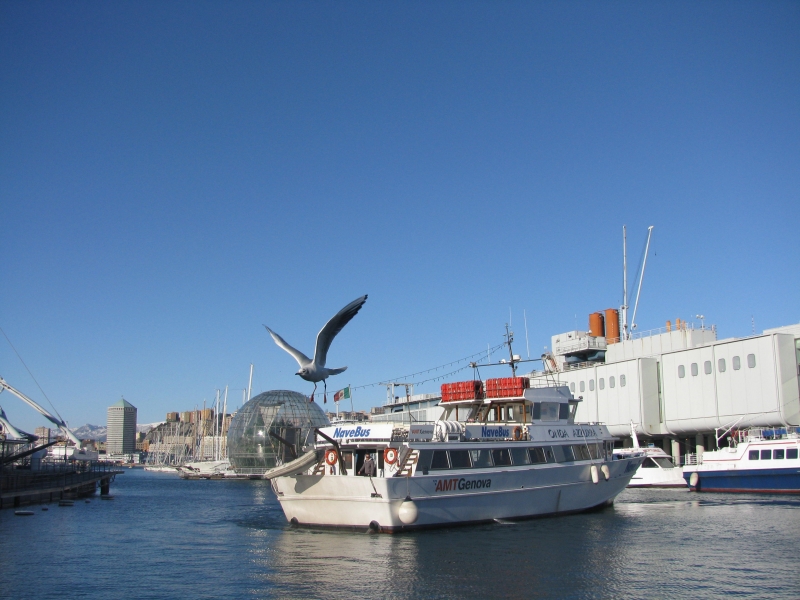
[{"xmin": 242, "ymin": 487, "xmax": 800, "ymax": 600}]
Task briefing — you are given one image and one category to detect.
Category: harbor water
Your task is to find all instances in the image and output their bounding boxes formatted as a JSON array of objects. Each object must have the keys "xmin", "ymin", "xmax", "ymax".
[{"xmin": 1, "ymin": 469, "xmax": 798, "ymax": 599}]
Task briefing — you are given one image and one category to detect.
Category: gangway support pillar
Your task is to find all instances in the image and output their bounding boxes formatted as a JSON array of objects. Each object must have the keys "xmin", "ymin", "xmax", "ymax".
[
  {"xmin": 695, "ymin": 434, "xmax": 705, "ymax": 465},
  {"xmin": 100, "ymin": 478, "xmax": 110, "ymax": 495},
  {"xmin": 671, "ymin": 439, "xmax": 681, "ymax": 467}
]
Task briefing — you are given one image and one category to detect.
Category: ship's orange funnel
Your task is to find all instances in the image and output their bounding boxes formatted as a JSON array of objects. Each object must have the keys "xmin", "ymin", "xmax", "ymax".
[
  {"xmin": 605, "ymin": 308, "xmax": 620, "ymax": 344},
  {"xmin": 589, "ymin": 312, "xmax": 605, "ymax": 337}
]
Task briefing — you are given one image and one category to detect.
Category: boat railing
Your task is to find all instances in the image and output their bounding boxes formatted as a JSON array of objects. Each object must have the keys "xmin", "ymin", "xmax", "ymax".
[{"xmin": 683, "ymin": 453, "xmax": 699, "ymax": 466}]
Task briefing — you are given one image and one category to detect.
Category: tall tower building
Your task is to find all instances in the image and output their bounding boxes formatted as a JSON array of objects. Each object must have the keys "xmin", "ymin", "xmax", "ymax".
[{"xmin": 107, "ymin": 398, "xmax": 137, "ymax": 455}]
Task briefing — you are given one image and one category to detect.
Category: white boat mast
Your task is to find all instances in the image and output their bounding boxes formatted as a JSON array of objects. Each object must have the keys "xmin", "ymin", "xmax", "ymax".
[
  {"xmin": 621, "ymin": 225, "xmax": 629, "ymax": 340},
  {"xmin": 630, "ymin": 226, "xmax": 654, "ymax": 334},
  {"xmin": 247, "ymin": 363, "xmax": 253, "ymax": 402}
]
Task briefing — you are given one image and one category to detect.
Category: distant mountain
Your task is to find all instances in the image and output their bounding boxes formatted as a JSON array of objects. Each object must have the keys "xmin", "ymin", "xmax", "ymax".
[
  {"xmin": 73, "ymin": 424, "xmax": 106, "ymax": 441},
  {"xmin": 70, "ymin": 422, "xmax": 161, "ymax": 441}
]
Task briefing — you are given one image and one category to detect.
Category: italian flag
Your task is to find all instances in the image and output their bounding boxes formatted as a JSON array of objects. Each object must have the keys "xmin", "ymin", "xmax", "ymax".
[{"xmin": 333, "ymin": 386, "xmax": 351, "ymax": 403}]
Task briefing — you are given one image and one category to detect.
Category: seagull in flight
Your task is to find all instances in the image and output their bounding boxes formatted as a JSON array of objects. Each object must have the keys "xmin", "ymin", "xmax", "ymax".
[{"xmin": 264, "ymin": 295, "xmax": 367, "ymax": 401}]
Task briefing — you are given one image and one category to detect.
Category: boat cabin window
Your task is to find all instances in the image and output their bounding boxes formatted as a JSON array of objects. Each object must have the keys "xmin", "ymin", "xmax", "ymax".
[
  {"xmin": 787, "ymin": 449, "xmax": 798, "ymax": 460},
  {"xmin": 528, "ymin": 447, "xmax": 548, "ymax": 464},
  {"xmin": 589, "ymin": 379, "xmax": 595, "ymax": 391},
  {"xmin": 540, "ymin": 402, "xmax": 560, "ymax": 422},
  {"xmin": 430, "ymin": 450, "xmax": 450, "ymax": 470},
  {"xmin": 691, "ymin": 363, "xmax": 698, "ymax": 377},
  {"xmin": 652, "ymin": 457, "xmax": 674, "ymax": 468},
  {"xmin": 773, "ymin": 449, "xmax": 785, "ymax": 460},
  {"xmin": 470, "ymin": 449, "xmax": 493, "ymax": 468},
  {"xmin": 491, "ymin": 448, "xmax": 512, "ymax": 466},
  {"xmin": 609, "ymin": 376, "xmax": 615, "ymax": 388},
  {"xmin": 760, "ymin": 450, "xmax": 771, "ymax": 460},
  {"xmin": 747, "ymin": 354, "xmax": 756, "ymax": 368},
  {"xmin": 587, "ymin": 443, "xmax": 601, "ymax": 460},
  {"xmin": 704, "ymin": 361, "xmax": 712, "ymax": 375},
  {"xmin": 580, "ymin": 381, "xmax": 585, "ymax": 392},
  {"xmin": 733, "ymin": 356, "xmax": 741, "ymax": 370},
  {"xmin": 559, "ymin": 403, "xmax": 569, "ymax": 420},
  {"xmin": 641, "ymin": 457, "xmax": 659, "ymax": 468},
  {"xmin": 572, "ymin": 445, "xmax": 591, "ymax": 461},
  {"xmin": 552, "ymin": 445, "xmax": 574, "ymax": 463},
  {"xmin": 749, "ymin": 450, "xmax": 759, "ymax": 460},
  {"xmin": 678, "ymin": 365, "xmax": 685, "ymax": 378},
  {"xmin": 449, "ymin": 450, "xmax": 472, "ymax": 469},
  {"xmin": 531, "ymin": 403, "xmax": 541, "ymax": 420},
  {"xmin": 510, "ymin": 447, "xmax": 530, "ymax": 465},
  {"xmin": 718, "ymin": 358, "xmax": 726, "ymax": 373},
  {"xmin": 342, "ymin": 451, "xmax": 354, "ymax": 471},
  {"xmin": 620, "ymin": 374, "xmax": 626, "ymax": 387}
]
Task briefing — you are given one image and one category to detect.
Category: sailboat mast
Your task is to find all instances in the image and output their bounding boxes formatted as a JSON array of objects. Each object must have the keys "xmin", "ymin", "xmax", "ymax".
[
  {"xmin": 630, "ymin": 226, "xmax": 654, "ymax": 334},
  {"xmin": 622, "ymin": 225, "xmax": 629, "ymax": 340}
]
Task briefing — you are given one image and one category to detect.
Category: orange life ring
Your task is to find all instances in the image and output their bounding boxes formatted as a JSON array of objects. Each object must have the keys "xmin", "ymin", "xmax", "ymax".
[
  {"xmin": 384, "ymin": 447, "xmax": 398, "ymax": 465},
  {"xmin": 325, "ymin": 449, "xmax": 338, "ymax": 465},
  {"xmin": 512, "ymin": 426, "xmax": 522, "ymax": 441}
]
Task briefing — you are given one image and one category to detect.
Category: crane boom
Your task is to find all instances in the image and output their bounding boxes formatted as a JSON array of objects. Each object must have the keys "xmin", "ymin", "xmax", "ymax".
[{"xmin": 0, "ymin": 377, "xmax": 81, "ymax": 446}]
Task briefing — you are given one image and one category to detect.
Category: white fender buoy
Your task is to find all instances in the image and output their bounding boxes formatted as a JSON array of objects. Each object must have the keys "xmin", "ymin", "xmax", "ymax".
[
  {"xmin": 601, "ymin": 464, "xmax": 610, "ymax": 481},
  {"xmin": 689, "ymin": 472, "xmax": 699, "ymax": 488},
  {"xmin": 591, "ymin": 465, "xmax": 599, "ymax": 484},
  {"xmin": 398, "ymin": 496, "xmax": 418, "ymax": 525}
]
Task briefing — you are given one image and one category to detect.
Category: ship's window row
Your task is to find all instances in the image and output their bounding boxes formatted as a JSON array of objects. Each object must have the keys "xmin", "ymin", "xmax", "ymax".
[
  {"xmin": 417, "ymin": 443, "xmax": 606, "ymax": 472},
  {"xmin": 678, "ymin": 354, "xmax": 757, "ymax": 378},
  {"xmin": 573, "ymin": 374, "xmax": 628, "ymax": 395},
  {"xmin": 748, "ymin": 448, "xmax": 798, "ymax": 460}
]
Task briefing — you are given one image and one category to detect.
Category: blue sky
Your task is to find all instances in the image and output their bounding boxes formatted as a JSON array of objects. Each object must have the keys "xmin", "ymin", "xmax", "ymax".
[{"xmin": 1, "ymin": 1, "xmax": 798, "ymax": 431}]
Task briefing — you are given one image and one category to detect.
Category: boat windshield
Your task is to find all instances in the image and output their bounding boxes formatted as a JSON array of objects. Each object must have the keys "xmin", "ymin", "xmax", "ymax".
[{"xmin": 641, "ymin": 457, "xmax": 674, "ymax": 469}]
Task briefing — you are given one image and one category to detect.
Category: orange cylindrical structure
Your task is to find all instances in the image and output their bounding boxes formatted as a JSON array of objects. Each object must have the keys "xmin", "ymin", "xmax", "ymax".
[
  {"xmin": 589, "ymin": 312, "xmax": 605, "ymax": 337},
  {"xmin": 604, "ymin": 308, "xmax": 620, "ymax": 344}
]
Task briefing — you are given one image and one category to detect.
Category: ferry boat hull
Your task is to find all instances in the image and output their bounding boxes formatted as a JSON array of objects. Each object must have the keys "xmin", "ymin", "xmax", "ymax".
[
  {"xmin": 273, "ymin": 456, "xmax": 641, "ymax": 531},
  {"xmin": 684, "ymin": 428, "xmax": 800, "ymax": 494},
  {"xmin": 684, "ymin": 468, "xmax": 800, "ymax": 494}
]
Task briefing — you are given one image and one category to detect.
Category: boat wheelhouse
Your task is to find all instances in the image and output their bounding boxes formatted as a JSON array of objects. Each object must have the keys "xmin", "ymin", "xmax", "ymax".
[
  {"xmin": 613, "ymin": 422, "xmax": 685, "ymax": 488},
  {"xmin": 267, "ymin": 379, "xmax": 643, "ymax": 531},
  {"xmin": 683, "ymin": 427, "xmax": 800, "ymax": 493}
]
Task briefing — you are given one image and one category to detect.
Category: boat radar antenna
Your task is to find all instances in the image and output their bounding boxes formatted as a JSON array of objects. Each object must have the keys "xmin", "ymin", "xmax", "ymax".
[{"xmin": 505, "ymin": 323, "xmax": 518, "ymax": 377}]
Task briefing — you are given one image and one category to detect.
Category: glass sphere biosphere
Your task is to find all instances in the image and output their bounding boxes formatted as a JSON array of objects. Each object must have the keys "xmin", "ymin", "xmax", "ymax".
[{"xmin": 227, "ymin": 390, "xmax": 330, "ymax": 475}]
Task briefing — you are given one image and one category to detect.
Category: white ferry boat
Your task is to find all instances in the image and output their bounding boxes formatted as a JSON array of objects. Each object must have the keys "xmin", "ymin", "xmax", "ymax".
[
  {"xmin": 683, "ymin": 427, "xmax": 800, "ymax": 493},
  {"xmin": 613, "ymin": 423, "xmax": 685, "ymax": 488},
  {"xmin": 266, "ymin": 380, "xmax": 643, "ymax": 531}
]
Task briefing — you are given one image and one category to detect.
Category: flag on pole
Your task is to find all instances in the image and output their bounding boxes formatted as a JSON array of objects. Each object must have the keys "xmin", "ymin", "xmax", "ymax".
[{"xmin": 333, "ymin": 386, "xmax": 351, "ymax": 403}]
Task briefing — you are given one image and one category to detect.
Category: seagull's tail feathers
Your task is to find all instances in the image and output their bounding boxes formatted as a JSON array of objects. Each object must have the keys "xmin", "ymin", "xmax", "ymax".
[{"xmin": 327, "ymin": 366, "xmax": 347, "ymax": 376}]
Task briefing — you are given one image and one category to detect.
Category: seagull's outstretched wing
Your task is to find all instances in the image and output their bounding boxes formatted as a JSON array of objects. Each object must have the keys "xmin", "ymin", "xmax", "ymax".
[
  {"xmin": 314, "ymin": 295, "xmax": 367, "ymax": 367},
  {"xmin": 264, "ymin": 326, "xmax": 311, "ymax": 367}
]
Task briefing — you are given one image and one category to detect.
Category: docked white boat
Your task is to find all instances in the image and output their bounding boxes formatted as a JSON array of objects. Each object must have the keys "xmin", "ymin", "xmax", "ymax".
[
  {"xmin": 613, "ymin": 423, "xmax": 685, "ymax": 488},
  {"xmin": 266, "ymin": 380, "xmax": 643, "ymax": 531},
  {"xmin": 684, "ymin": 427, "xmax": 800, "ymax": 493}
]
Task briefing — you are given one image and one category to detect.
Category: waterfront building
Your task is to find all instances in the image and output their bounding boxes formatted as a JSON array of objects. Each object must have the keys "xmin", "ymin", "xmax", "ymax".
[
  {"xmin": 107, "ymin": 398, "xmax": 137, "ymax": 455},
  {"xmin": 35, "ymin": 426, "xmax": 51, "ymax": 444}
]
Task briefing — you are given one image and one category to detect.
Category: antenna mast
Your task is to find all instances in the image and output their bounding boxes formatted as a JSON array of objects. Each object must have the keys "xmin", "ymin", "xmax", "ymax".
[
  {"xmin": 630, "ymin": 226, "xmax": 654, "ymax": 334},
  {"xmin": 622, "ymin": 225, "xmax": 629, "ymax": 340}
]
